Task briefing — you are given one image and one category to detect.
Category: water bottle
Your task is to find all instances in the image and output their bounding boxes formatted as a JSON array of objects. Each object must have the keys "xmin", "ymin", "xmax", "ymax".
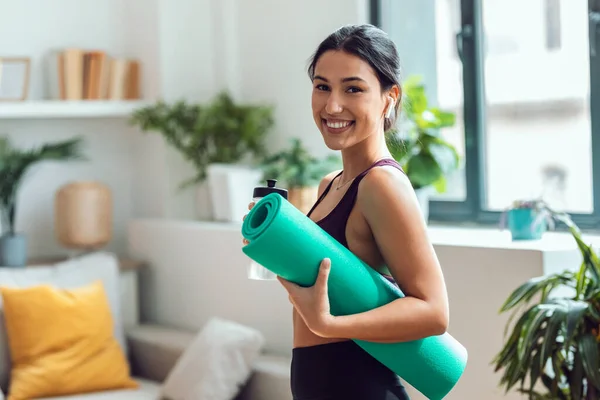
[{"xmin": 246, "ymin": 179, "xmax": 288, "ymax": 280}]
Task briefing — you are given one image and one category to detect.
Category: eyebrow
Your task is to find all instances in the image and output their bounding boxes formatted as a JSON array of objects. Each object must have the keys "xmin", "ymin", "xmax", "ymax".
[{"xmin": 313, "ymin": 75, "xmax": 367, "ymax": 83}]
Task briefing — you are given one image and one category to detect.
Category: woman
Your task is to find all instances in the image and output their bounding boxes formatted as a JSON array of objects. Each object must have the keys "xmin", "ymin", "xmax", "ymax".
[{"xmin": 244, "ymin": 24, "xmax": 449, "ymax": 400}]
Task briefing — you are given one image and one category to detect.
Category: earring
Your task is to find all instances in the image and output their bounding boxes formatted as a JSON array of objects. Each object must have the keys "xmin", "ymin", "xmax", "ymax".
[{"xmin": 385, "ymin": 97, "xmax": 395, "ymax": 119}]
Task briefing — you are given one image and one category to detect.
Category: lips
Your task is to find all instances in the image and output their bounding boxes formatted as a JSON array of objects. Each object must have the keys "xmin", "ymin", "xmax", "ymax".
[{"xmin": 322, "ymin": 118, "xmax": 355, "ymax": 133}]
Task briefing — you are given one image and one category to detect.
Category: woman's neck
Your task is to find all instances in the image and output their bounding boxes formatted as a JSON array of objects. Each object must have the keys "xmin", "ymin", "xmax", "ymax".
[{"xmin": 338, "ymin": 134, "xmax": 392, "ymax": 184}]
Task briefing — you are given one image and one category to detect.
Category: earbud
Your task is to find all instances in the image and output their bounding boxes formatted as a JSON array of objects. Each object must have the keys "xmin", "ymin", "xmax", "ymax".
[{"xmin": 385, "ymin": 96, "xmax": 395, "ymax": 119}]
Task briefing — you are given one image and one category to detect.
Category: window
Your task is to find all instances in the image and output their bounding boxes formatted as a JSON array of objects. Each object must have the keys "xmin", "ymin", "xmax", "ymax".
[{"xmin": 372, "ymin": 0, "xmax": 600, "ymax": 228}]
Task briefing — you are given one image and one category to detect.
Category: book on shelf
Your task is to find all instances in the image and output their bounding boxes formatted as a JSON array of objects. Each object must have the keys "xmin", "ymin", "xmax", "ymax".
[{"xmin": 46, "ymin": 48, "xmax": 141, "ymax": 101}]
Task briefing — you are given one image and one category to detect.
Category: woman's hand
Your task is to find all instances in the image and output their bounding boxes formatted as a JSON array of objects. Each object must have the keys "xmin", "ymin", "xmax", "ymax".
[
  {"xmin": 277, "ymin": 258, "xmax": 336, "ymax": 337},
  {"xmin": 242, "ymin": 201, "xmax": 255, "ymax": 245}
]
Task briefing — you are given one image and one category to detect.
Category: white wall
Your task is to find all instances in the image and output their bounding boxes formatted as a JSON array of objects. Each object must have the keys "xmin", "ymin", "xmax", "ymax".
[
  {"xmin": 0, "ymin": 0, "xmax": 370, "ymax": 256},
  {"xmin": 0, "ymin": 1, "xmax": 159, "ymax": 257},
  {"xmin": 128, "ymin": 219, "xmax": 583, "ymax": 399}
]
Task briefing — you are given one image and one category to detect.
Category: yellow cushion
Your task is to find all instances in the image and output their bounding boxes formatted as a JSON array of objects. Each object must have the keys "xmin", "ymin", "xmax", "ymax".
[{"xmin": 0, "ymin": 280, "xmax": 138, "ymax": 400}]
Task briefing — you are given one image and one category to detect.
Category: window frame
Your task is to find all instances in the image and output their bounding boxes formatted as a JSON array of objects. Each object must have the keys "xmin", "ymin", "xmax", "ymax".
[{"xmin": 370, "ymin": 0, "xmax": 600, "ymax": 230}]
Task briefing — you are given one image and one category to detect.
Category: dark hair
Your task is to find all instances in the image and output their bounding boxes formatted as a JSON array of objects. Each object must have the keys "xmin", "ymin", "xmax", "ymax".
[{"xmin": 307, "ymin": 24, "xmax": 402, "ymax": 132}]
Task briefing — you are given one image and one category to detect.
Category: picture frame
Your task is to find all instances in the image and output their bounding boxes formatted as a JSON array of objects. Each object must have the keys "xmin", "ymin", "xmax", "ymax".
[{"xmin": 0, "ymin": 57, "xmax": 31, "ymax": 101}]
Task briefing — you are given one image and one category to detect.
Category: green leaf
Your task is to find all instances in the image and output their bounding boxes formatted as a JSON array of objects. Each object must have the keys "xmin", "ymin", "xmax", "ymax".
[
  {"xmin": 564, "ymin": 300, "xmax": 588, "ymax": 347},
  {"xmin": 570, "ymin": 349, "xmax": 584, "ymax": 400},
  {"xmin": 499, "ymin": 274, "xmax": 569, "ymax": 313},
  {"xmin": 429, "ymin": 107, "xmax": 456, "ymax": 127},
  {"xmin": 426, "ymin": 139, "xmax": 460, "ymax": 174},
  {"xmin": 578, "ymin": 334, "xmax": 600, "ymax": 390},
  {"xmin": 529, "ymin": 349, "xmax": 542, "ymax": 395},
  {"xmin": 432, "ymin": 176, "xmax": 447, "ymax": 193},
  {"xmin": 539, "ymin": 305, "xmax": 566, "ymax": 372},
  {"xmin": 519, "ymin": 305, "xmax": 550, "ymax": 361},
  {"xmin": 405, "ymin": 152, "xmax": 442, "ymax": 188}
]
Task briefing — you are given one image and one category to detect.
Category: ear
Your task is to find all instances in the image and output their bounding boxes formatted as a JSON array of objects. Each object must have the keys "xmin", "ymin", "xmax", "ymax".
[
  {"xmin": 388, "ymin": 85, "xmax": 401, "ymax": 105},
  {"xmin": 384, "ymin": 85, "xmax": 401, "ymax": 119}
]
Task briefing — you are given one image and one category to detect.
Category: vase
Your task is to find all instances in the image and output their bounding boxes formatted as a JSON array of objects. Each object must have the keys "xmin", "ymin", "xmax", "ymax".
[
  {"xmin": 0, "ymin": 233, "xmax": 27, "ymax": 267},
  {"xmin": 206, "ymin": 163, "xmax": 262, "ymax": 222},
  {"xmin": 507, "ymin": 208, "xmax": 547, "ymax": 241},
  {"xmin": 54, "ymin": 181, "xmax": 112, "ymax": 250}
]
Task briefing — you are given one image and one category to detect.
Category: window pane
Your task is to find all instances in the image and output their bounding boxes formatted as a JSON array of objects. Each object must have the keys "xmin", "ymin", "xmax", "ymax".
[
  {"xmin": 381, "ymin": 0, "xmax": 466, "ymax": 201},
  {"xmin": 482, "ymin": 0, "xmax": 593, "ymax": 213},
  {"xmin": 431, "ymin": 0, "xmax": 466, "ymax": 201}
]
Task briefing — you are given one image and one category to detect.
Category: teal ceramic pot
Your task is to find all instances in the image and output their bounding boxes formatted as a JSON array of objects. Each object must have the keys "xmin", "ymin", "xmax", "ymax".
[
  {"xmin": 0, "ymin": 233, "xmax": 28, "ymax": 267},
  {"xmin": 507, "ymin": 208, "xmax": 547, "ymax": 241}
]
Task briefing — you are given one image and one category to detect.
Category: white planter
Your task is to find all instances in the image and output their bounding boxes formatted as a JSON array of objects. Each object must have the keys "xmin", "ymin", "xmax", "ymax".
[
  {"xmin": 415, "ymin": 186, "xmax": 434, "ymax": 222},
  {"xmin": 206, "ymin": 163, "xmax": 262, "ymax": 222}
]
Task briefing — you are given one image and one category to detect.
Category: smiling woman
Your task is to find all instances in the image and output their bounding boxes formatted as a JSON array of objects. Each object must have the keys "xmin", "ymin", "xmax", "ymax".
[{"xmin": 243, "ymin": 24, "xmax": 451, "ymax": 400}]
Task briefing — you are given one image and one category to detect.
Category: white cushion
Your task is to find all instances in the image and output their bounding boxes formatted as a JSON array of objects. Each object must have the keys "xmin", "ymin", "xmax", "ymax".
[
  {"xmin": 0, "ymin": 252, "xmax": 126, "ymax": 391},
  {"xmin": 161, "ymin": 317, "xmax": 266, "ymax": 400},
  {"xmin": 36, "ymin": 378, "xmax": 159, "ymax": 399}
]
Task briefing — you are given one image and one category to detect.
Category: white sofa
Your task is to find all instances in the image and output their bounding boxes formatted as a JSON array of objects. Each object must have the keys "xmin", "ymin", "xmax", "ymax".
[{"xmin": 0, "ymin": 252, "xmax": 292, "ymax": 400}]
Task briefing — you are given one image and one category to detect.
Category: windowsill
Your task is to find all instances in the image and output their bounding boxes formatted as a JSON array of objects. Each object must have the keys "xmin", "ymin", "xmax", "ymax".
[
  {"xmin": 425, "ymin": 223, "xmax": 586, "ymax": 252},
  {"xmin": 135, "ymin": 218, "xmax": 595, "ymax": 254}
]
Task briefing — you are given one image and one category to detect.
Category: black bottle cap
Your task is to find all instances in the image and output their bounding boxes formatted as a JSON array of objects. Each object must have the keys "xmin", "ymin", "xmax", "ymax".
[{"xmin": 253, "ymin": 179, "xmax": 288, "ymax": 199}]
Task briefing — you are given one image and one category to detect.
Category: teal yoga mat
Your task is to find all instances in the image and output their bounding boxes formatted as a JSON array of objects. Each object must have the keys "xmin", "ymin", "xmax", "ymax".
[{"xmin": 241, "ymin": 193, "xmax": 468, "ymax": 400}]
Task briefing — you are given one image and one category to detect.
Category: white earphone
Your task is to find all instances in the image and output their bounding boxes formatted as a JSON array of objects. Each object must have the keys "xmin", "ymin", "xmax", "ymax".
[{"xmin": 385, "ymin": 96, "xmax": 395, "ymax": 119}]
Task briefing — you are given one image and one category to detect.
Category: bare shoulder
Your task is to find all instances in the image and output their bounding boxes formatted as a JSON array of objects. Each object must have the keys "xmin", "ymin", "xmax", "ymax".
[
  {"xmin": 357, "ymin": 166, "xmax": 422, "ymax": 224},
  {"xmin": 317, "ymin": 169, "xmax": 342, "ymax": 196},
  {"xmin": 360, "ymin": 165, "xmax": 414, "ymax": 201}
]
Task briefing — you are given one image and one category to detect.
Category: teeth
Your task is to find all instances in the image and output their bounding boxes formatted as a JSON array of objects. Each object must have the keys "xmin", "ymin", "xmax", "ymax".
[{"xmin": 326, "ymin": 120, "xmax": 352, "ymax": 129}]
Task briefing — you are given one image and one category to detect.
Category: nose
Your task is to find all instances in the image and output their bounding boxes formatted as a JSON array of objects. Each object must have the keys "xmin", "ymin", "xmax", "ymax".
[{"xmin": 325, "ymin": 93, "xmax": 343, "ymax": 115}]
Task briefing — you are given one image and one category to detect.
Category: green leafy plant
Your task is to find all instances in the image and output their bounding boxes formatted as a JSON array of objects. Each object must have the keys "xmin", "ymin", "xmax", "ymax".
[
  {"xmin": 386, "ymin": 74, "xmax": 460, "ymax": 192},
  {"xmin": 493, "ymin": 210, "xmax": 600, "ymax": 399},
  {"xmin": 0, "ymin": 136, "xmax": 85, "ymax": 236},
  {"xmin": 130, "ymin": 91, "xmax": 274, "ymax": 188},
  {"xmin": 260, "ymin": 138, "xmax": 341, "ymax": 188}
]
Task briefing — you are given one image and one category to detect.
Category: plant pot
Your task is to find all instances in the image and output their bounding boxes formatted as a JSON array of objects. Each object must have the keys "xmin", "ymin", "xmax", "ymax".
[
  {"xmin": 288, "ymin": 186, "xmax": 319, "ymax": 214},
  {"xmin": 415, "ymin": 186, "xmax": 433, "ymax": 222},
  {"xmin": 0, "ymin": 233, "xmax": 27, "ymax": 267},
  {"xmin": 507, "ymin": 208, "xmax": 547, "ymax": 241},
  {"xmin": 206, "ymin": 163, "xmax": 262, "ymax": 222}
]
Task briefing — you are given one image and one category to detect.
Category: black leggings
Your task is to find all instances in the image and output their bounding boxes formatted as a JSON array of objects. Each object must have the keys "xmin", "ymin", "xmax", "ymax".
[{"xmin": 291, "ymin": 340, "xmax": 410, "ymax": 400}]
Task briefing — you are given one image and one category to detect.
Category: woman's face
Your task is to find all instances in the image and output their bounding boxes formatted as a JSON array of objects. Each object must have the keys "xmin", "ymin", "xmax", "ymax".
[{"xmin": 311, "ymin": 50, "xmax": 390, "ymax": 151}]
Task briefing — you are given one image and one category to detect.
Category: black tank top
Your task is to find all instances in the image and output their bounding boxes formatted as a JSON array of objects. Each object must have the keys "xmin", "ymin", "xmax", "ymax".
[{"xmin": 306, "ymin": 158, "xmax": 405, "ymax": 283}]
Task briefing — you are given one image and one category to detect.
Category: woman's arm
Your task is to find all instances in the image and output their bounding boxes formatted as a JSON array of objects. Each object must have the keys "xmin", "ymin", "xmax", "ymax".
[{"xmin": 322, "ymin": 166, "xmax": 450, "ymax": 343}]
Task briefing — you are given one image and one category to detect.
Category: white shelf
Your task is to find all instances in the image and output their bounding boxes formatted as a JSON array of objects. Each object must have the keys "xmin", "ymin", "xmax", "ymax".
[{"xmin": 0, "ymin": 100, "xmax": 152, "ymax": 119}]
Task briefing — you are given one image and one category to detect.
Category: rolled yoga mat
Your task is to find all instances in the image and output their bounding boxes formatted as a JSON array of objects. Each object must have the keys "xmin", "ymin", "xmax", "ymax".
[{"xmin": 241, "ymin": 193, "xmax": 468, "ymax": 400}]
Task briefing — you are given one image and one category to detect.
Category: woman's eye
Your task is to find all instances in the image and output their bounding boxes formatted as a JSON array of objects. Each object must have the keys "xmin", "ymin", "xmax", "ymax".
[
  {"xmin": 315, "ymin": 84, "xmax": 329, "ymax": 91},
  {"xmin": 347, "ymin": 87, "xmax": 362, "ymax": 93}
]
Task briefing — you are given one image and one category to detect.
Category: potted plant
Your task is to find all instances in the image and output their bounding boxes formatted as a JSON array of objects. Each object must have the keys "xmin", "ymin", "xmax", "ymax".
[
  {"xmin": 385, "ymin": 74, "xmax": 461, "ymax": 220},
  {"xmin": 493, "ymin": 211, "xmax": 600, "ymax": 399},
  {"xmin": 260, "ymin": 138, "xmax": 341, "ymax": 213},
  {"xmin": 0, "ymin": 136, "xmax": 85, "ymax": 267},
  {"xmin": 499, "ymin": 198, "xmax": 555, "ymax": 241},
  {"xmin": 130, "ymin": 91, "xmax": 274, "ymax": 222}
]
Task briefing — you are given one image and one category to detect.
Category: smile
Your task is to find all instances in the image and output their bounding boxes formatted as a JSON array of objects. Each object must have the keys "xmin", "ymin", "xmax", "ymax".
[{"xmin": 322, "ymin": 119, "xmax": 355, "ymax": 133}]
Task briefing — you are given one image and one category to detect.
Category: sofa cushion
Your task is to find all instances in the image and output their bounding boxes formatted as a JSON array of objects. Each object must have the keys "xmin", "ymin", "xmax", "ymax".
[
  {"xmin": 0, "ymin": 252, "xmax": 126, "ymax": 391},
  {"xmin": 126, "ymin": 324, "xmax": 195, "ymax": 383},
  {"xmin": 0, "ymin": 281, "xmax": 137, "ymax": 399},
  {"xmin": 161, "ymin": 317, "xmax": 265, "ymax": 400},
  {"xmin": 37, "ymin": 378, "xmax": 159, "ymax": 400}
]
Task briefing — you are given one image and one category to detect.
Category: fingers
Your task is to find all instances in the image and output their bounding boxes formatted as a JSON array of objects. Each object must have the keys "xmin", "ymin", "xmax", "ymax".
[
  {"xmin": 319, "ymin": 258, "xmax": 331, "ymax": 278},
  {"xmin": 243, "ymin": 202, "xmax": 254, "ymax": 221},
  {"xmin": 242, "ymin": 202, "xmax": 256, "ymax": 244},
  {"xmin": 316, "ymin": 258, "xmax": 331, "ymax": 290}
]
